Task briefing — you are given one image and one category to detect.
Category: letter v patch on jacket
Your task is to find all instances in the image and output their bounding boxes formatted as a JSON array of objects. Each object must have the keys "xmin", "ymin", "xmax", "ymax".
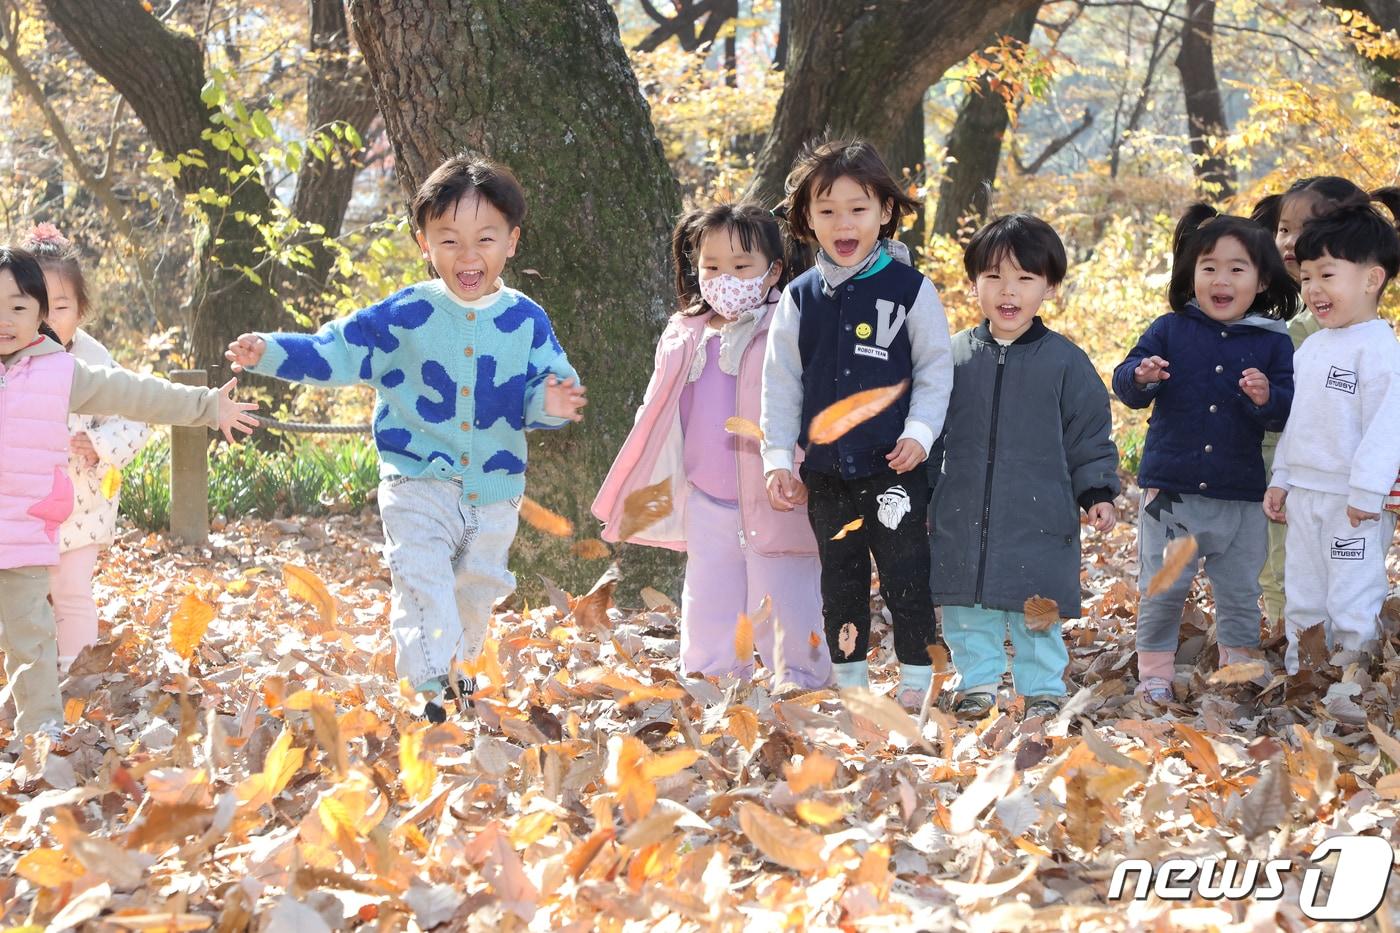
[{"xmin": 874, "ymin": 299, "xmax": 908, "ymax": 348}]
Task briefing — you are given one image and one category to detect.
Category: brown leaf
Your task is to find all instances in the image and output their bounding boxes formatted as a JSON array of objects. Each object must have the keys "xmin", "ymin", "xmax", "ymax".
[
  {"xmin": 808, "ymin": 379, "xmax": 910, "ymax": 445},
  {"xmin": 724, "ymin": 416, "xmax": 765, "ymax": 441},
  {"xmin": 571, "ymin": 538, "xmax": 611, "ymax": 560},
  {"xmin": 283, "ymin": 564, "xmax": 337, "ymax": 632},
  {"xmin": 572, "ymin": 564, "xmax": 620, "ymax": 633},
  {"xmin": 738, "ymin": 803, "xmax": 824, "ymax": 872},
  {"xmin": 726, "ymin": 707, "xmax": 759, "ymax": 749},
  {"xmin": 617, "ymin": 476, "xmax": 673, "ymax": 540},
  {"xmin": 794, "ymin": 799, "xmax": 848, "ymax": 826},
  {"xmin": 640, "ymin": 586, "xmax": 675, "ymax": 611},
  {"xmin": 1173, "ymin": 722, "xmax": 1227, "ymax": 787},
  {"xmin": 837, "ymin": 622, "xmax": 860, "ymax": 660},
  {"xmin": 169, "ymin": 594, "xmax": 215, "ymax": 660},
  {"xmin": 1209, "ymin": 661, "xmax": 1270, "ymax": 684},
  {"xmin": 1239, "ymin": 759, "xmax": 1292, "ymax": 839},
  {"xmin": 1146, "ymin": 535, "xmax": 1198, "ymax": 596},
  {"xmin": 784, "ymin": 751, "xmax": 838, "ymax": 794},
  {"xmin": 520, "ymin": 496, "xmax": 574, "ymax": 537},
  {"xmin": 734, "ymin": 612, "xmax": 754, "ymax": 665},
  {"xmin": 1022, "ymin": 596, "xmax": 1060, "ymax": 632},
  {"xmin": 839, "ymin": 688, "xmax": 926, "ymax": 747},
  {"xmin": 830, "ymin": 517, "xmax": 864, "ymax": 540}
]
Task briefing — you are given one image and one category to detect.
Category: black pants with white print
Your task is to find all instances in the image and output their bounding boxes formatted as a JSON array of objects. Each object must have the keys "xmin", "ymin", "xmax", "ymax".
[{"xmin": 801, "ymin": 465, "xmax": 936, "ymax": 667}]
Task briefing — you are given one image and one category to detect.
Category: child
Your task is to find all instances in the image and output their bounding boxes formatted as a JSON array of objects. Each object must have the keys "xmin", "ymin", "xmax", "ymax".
[
  {"xmin": 1265, "ymin": 201, "xmax": 1400, "ymax": 673},
  {"xmin": 0, "ymin": 246, "xmax": 257, "ymax": 738},
  {"xmin": 592, "ymin": 202, "xmax": 830, "ymax": 689},
  {"xmin": 21, "ymin": 225, "xmax": 152, "ymax": 669},
  {"xmin": 1113, "ymin": 212, "xmax": 1299, "ymax": 704},
  {"xmin": 226, "ymin": 155, "xmax": 586, "ymax": 723},
  {"xmin": 930, "ymin": 214, "xmax": 1118, "ymax": 721},
  {"xmin": 761, "ymin": 138, "xmax": 954, "ymax": 708}
]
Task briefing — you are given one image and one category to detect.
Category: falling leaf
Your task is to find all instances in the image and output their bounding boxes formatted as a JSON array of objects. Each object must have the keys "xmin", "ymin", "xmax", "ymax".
[
  {"xmin": 734, "ymin": 612, "xmax": 754, "ymax": 664},
  {"xmin": 948, "ymin": 754, "xmax": 1016, "ymax": 833},
  {"xmin": 571, "ymin": 538, "xmax": 610, "ymax": 560},
  {"xmin": 14, "ymin": 847, "xmax": 86, "ymax": 887},
  {"xmin": 640, "ymin": 586, "xmax": 674, "ymax": 610},
  {"xmin": 807, "ymin": 379, "xmax": 909, "ymax": 445},
  {"xmin": 794, "ymin": 799, "xmax": 848, "ymax": 826},
  {"xmin": 1239, "ymin": 759, "xmax": 1292, "ymax": 839},
  {"xmin": 1022, "ymin": 596, "xmax": 1060, "ymax": 631},
  {"xmin": 1173, "ymin": 722, "xmax": 1227, "ymax": 787},
  {"xmin": 64, "ymin": 696, "xmax": 85, "ymax": 724},
  {"xmin": 617, "ymin": 477, "xmax": 673, "ymax": 540},
  {"xmin": 785, "ymin": 751, "xmax": 838, "ymax": 794},
  {"xmin": 1146, "ymin": 535, "xmax": 1198, "ymax": 596},
  {"xmin": 726, "ymin": 706, "xmax": 759, "ymax": 749},
  {"xmin": 169, "ymin": 594, "xmax": 215, "ymax": 660},
  {"xmin": 520, "ymin": 496, "xmax": 574, "ymax": 537},
  {"xmin": 509, "ymin": 811, "xmax": 557, "ymax": 848},
  {"xmin": 830, "ymin": 517, "xmax": 863, "ymax": 540},
  {"xmin": 808, "ymin": 631, "xmax": 822, "ymax": 650},
  {"xmin": 572, "ymin": 564, "xmax": 619, "ymax": 633},
  {"xmin": 101, "ymin": 465, "xmax": 122, "ymax": 500},
  {"xmin": 738, "ymin": 803, "xmax": 824, "ymax": 872},
  {"xmin": 839, "ymin": 688, "xmax": 926, "ymax": 746},
  {"xmin": 399, "ymin": 727, "xmax": 437, "ymax": 803},
  {"xmin": 837, "ymin": 622, "xmax": 860, "ymax": 659},
  {"xmin": 283, "ymin": 564, "xmax": 337, "ymax": 631},
  {"xmin": 1209, "ymin": 661, "xmax": 1270, "ymax": 684},
  {"xmin": 724, "ymin": 416, "xmax": 764, "ymax": 441}
]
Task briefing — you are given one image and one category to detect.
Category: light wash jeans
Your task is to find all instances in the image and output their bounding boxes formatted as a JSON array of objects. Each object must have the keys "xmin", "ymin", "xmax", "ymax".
[{"xmin": 941, "ymin": 603, "xmax": 1068, "ymax": 698}]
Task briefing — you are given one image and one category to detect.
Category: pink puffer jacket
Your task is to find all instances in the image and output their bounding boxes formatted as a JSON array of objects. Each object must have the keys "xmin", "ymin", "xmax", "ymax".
[
  {"xmin": 591, "ymin": 303, "xmax": 816, "ymax": 557},
  {"xmin": 0, "ymin": 347, "xmax": 76, "ymax": 569}
]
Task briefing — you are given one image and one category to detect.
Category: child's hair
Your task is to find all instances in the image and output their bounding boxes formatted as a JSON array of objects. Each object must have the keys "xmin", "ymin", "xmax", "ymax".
[
  {"xmin": 0, "ymin": 245, "xmax": 59, "ymax": 343},
  {"xmin": 963, "ymin": 213, "xmax": 1068, "ymax": 286},
  {"xmin": 671, "ymin": 201, "xmax": 789, "ymax": 316},
  {"xmin": 411, "ymin": 154, "xmax": 527, "ymax": 232},
  {"xmin": 779, "ymin": 137, "xmax": 919, "ymax": 244},
  {"xmin": 19, "ymin": 223, "xmax": 88, "ymax": 316},
  {"xmin": 1248, "ymin": 176, "xmax": 1399, "ymax": 233},
  {"xmin": 1294, "ymin": 201, "xmax": 1400, "ymax": 289},
  {"xmin": 1171, "ymin": 202, "xmax": 1220, "ymax": 261},
  {"xmin": 1168, "ymin": 212, "xmax": 1301, "ymax": 320}
]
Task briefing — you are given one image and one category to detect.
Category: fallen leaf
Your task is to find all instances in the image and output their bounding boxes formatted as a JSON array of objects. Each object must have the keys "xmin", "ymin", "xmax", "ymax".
[
  {"xmin": 520, "ymin": 496, "xmax": 574, "ymax": 537},
  {"xmin": 839, "ymin": 688, "xmax": 925, "ymax": 747},
  {"xmin": 1209, "ymin": 660, "xmax": 1270, "ymax": 684},
  {"xmin": 1146, "ymin": 535, "xmax": 1197, "ymax": 596},
  {"xmin": 738, "ymin": 802, "xmax": 824, "ymax": 872},
  {"xmin": 785, "ymin": 751, "xmax": 838, "ymax": 794},
  {"xmin": 1239, "ymin": 758, "xmax": 1292, "ymax": 839},
  {"xmin": 807, "ymin": 379, "xmax": 910, "ymax": 445},
  {"xmin": 1022, "ymin": 596, "xmax": 1060, "ymax": 632},
  {"xmin": 617, "ymin": 477, "xmax": 673, "ymax": 540},
  {"xmin": 724, "ymin": 416, "xmax": 764, "ymax": 441},
  {"xmin": 283, "ymin": 564, "xmax": 336, "ymax": 631},
  {"xmin": 830, "ymin": 517, "xmax": 864, "ymax": 540},
  {"xmin": 949, "ymin": 754, "xmax": 1016, "ymax": 833},
  {"xmin": 837, "ymin": 622, "xmax": 860, "ymax": 660},
  {"xmin": 794, "ymin": 799, "xmax": 848, "ymax": 826},
  {"xmin": 169, "ymin": 594, "xmax": 215, "ymax": 660},
  {"xmin": 640, "ymin": 586, "xmax": 675, "ymax": 610}
]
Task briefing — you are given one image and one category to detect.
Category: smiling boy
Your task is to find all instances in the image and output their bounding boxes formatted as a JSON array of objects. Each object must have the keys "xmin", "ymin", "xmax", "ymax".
[
  {"xmin": 1265, "ymin": 202, "xmax": 1400, "ymax": 673},
  {"xmin": 227, "ymin": 155, "xmax": 586, "ymax": 721}
]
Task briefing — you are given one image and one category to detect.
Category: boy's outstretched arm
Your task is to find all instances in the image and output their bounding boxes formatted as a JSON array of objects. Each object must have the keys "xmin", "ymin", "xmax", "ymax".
[{"xmin": 229, "ymin": 298, "xmax": 402, "ymax": 387}]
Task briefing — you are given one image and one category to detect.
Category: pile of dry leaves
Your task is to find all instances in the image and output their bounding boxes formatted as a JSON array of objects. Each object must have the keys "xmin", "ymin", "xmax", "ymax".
[{"xmin": 1, "ymin": 490, "xmax": 1397, "ymax": 931}]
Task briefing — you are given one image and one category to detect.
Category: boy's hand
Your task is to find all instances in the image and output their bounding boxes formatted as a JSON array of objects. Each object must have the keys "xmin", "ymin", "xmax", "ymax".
[
  {"xmin": 1086, "ymin": 501, "xmax": 1116, "ymax": 533},
  {"xmin": 1263, "ymin": 486, "xmax": 1287, "ymax": 523},
  {"xmin": 1133, "ymin": 355, "xmax": 1170, "ymax": 385},
  {"xmin": 1347, "ymin": 505, "xmax": 1379, "ymax": 527},
  {"xmin": 885, "ymin": 437, "xmax": 927, "ymax": 473},
  {"xmin": 216, "ymin": 378, "xmax": 260, "ymax": 443},
  {"xmin": 766, "ymin": 469, "xmax": 801, "ymax": 512},
  {"xmin": 543, "ymin": 375, "xmax": 587, "ymax": 422},
  {"xmin": 70, "ymin": 431, "xmax": 99, "ymax": 468},
  {"xmin": 225, "ymin": 333, "xmax": 266, "ymax": 373},
  {"xmin": 1239, "ymin": 368, "xmax": 1270, "ymax": 405}
]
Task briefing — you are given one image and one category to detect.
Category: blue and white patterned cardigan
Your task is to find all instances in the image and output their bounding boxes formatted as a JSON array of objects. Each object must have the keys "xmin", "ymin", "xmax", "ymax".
[{"xmin": 249, "ymin": 279, "xmax": 578, "ymax": 505}]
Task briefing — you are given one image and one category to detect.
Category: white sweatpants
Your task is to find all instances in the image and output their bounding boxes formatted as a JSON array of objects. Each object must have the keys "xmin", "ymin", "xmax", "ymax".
[
  {"xmin": 379, "ymin": 477, "xmax": 520, "ymax": 688},
  {"xmin": 1282, "ymin": 487, "xmax": 1396, "ymax": 673}
]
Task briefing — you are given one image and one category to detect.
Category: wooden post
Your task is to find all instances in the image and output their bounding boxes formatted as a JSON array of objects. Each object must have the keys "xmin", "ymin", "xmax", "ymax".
[{"xmin": 170, "ymin": 369, "xmax": 209, "ymax": 544}]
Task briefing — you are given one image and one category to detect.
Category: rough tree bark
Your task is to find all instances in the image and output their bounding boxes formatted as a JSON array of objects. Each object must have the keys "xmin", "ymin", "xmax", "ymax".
[
  {"xmin": 1175, "ymin": 0, "xmax": 1235, "ymax": 197},
  {"xmin": 745, "ymin": 0, "xmax": 1044, "ymax": 210},
  {"xmin": 932, "ymin": 3, "xmax": 1041, "ymax": 238},
  {"xmin": 348, "ymin": 0, "xmax": 683, "ymax": 596}
]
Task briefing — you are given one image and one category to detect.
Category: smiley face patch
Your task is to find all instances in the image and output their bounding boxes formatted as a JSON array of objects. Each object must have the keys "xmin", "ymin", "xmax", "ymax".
[{"xmin": 855, "ymin": 322, "xmax": 872, "ymax": 339}]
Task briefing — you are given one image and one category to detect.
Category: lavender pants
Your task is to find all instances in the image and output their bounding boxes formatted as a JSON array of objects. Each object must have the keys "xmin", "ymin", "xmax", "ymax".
[{"xmin": 680, "ymin": 488, "xmax": 831, "ymax": 687}]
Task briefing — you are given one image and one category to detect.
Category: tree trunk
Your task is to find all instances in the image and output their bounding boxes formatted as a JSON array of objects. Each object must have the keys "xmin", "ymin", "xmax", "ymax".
[
  {"xmin": 40, "ymin": 0, "xmax": 280, "ymax": 379},
  {"xmin": 932, "ymin": 4, "xmax": 1041, "ymax": 239},
  {"xmin": 887, "ymin": 100, "xmax": 926, "ymax": 251},
  {"xmin": 745, "ymin": 0, "xmax": 1043, "ymax": 210},
  {"xmin": 1175, "ymin": 0, "xmax": 1235, "ymax": 198},
  {"xmin": 348, "ymin": 0, "xmax": 683, "ymax": 597}
]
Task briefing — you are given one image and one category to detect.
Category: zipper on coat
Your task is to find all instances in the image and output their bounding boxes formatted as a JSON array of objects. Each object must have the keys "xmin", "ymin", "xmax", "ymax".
[{"xmin": 973, "ymin": 345, "xmax": 1009, "ymax": 604}]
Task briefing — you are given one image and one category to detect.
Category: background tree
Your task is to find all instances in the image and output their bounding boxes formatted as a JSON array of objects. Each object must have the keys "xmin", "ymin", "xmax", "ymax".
[{"xmin": 1175, "ymin": 0, "xmax": 1235, "ymax": 197}]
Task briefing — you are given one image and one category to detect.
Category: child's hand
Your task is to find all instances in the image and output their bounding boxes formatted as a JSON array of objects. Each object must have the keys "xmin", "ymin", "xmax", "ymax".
[
  {"xmin": 766, "ymin": 469, "xmax": 801, "ymax": 512},
  {"xmin": 1263, "ymin": 487, "xmax": 1288, "ymax": 523},
  {"xmin": 543, "ymin": 375, "xmax": 587, "ymax": 422},
  {"xmin": 70, "ymin": 431, "xmax": 99, "ymax": 468},
  {"xmin": 1133, "ymin": 355, "xmax": 1170, "ymax": 385},
  {"xmin": 216, "ymin": 378, "xmax": 260, "ymax": 443},
  {"xmin": 1347, "ymin": 505, "xmax": 1379, "ymax": 527},
  {"xmin": 885, "ymin": 437, "xmax": 927, "ymax": 473},
  {"xmin": 225, "ymin": 333, "xmax": 266, "ymax": 373},
  {"xmin": 1086, "ymin": 501, "xmax": 1116, "ymax": 533},
  {"xmin": 1239, "ymin": 368, "xmax": 1270, "ymax": 405}
]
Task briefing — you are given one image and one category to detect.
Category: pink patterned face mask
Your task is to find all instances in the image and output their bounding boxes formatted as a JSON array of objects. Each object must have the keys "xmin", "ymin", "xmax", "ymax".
[{"xmin": 698, "ymin": 263, "xmax": 774, "ymax": 320}]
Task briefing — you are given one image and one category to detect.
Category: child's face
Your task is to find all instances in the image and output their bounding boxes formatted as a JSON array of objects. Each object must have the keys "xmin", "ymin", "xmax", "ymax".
[
  {"xmin": 0, "ymin": 269, "xmax": 43, "ymax": 354},
  {"xmin": 808, "ymin": 175, "xmax": 892, "ymax": 267},
  {"xmin": 416, "ymin": 192, "xmax": 520, "ymax": 302},
  {"xmin": 970, "ymin": 252, "xmax": 1055, "ymax": 342},
  {"xmin": 1299, "ymin": 250, "xmax": 1384, "ymax": 329},
  {"xmin": 43, "ymin": 270, "xmax": 81, "ymax": 346},
  {"xmin": 1276, "ymin": 192, "xmax": 1323, "ymax": 282},
  {"xmin": 697, "ymin": 228, "xmax": 781, "ymax": 288},
  {"xmin": 1194, "ymin": 235, "xmax": 1265, "ymax": 323}
]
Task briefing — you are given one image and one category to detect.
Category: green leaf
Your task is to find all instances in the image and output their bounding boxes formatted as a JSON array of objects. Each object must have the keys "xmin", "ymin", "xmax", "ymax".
[
  {"xmin": 345, "ymin": 125, "xmax": 363, "ymax": 149},
  {"xmin": 252, "ymin": 110, "xmax": 275, "ymax": 139},
  {"xmin": 200, "ymin": 81, "xmax": 226, "ymax": 108}
]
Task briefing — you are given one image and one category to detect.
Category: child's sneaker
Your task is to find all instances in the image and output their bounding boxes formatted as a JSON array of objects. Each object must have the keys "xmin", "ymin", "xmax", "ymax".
[
  {"xmin": 894, "ymin": 663, "xmax": 931, "ymax": 712},
  {"xmin": 418, "ymin": 676, "xmax": 477, "ymax": 723},
  {"xmin": 1135, "ymin": 677, "xmax": 1174, "ymax": 705},
  {"xmin": 951, "ymin": 688, "xmax": 998, "ymax": 720},
  {"xmin": 1023, "ymin": 695, "xmax": 1063, "ymax": 720}
]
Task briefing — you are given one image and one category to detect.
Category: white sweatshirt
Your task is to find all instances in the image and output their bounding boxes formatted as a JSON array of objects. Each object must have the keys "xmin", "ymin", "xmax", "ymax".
[{"xmin": 1272, "ymin": 318, "xmax": 1400, "ymax": 512}]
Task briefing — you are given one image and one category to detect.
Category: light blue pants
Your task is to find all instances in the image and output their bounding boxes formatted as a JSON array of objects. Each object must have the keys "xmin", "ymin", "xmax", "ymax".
[{"xmin": 941, "ymin": 604, "xmax": 1069, "ymax": 698}]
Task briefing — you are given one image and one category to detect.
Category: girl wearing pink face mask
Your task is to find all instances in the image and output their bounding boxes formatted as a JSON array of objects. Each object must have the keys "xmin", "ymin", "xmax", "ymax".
[{"xmin": 592, "ymin": 202, "xmax": 830, "ymax": 690}]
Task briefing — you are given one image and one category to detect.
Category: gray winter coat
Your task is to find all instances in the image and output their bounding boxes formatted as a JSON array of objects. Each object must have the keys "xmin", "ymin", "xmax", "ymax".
[{"xmin": 929, "ymin": 319, "xmax": 1119, "ymax": 617}]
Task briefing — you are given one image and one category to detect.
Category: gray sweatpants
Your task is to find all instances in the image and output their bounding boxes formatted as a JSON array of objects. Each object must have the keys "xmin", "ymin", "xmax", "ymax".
[
  {"xmin": 1136, "ymin": 490, "xmax": 1267, "ymax": 652},
  {"xmin": 379, "ymin": 477, "xmax": 520, "ymax": 688}
]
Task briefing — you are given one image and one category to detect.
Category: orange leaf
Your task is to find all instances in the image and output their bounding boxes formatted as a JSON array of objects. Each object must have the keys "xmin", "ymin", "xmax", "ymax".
[
  {"xmin": 520, "ymin": 496, "xmax": 574, "ymax": 537},
  {"xmin": 283, "ymin": 564, "xmax": 336, "ymax": 631},
  {"xmin": 64, "ymin": 696, "xmax": 85, "ymax": 725},
  {"xmin": 510, "ymin": 811, "xmax": 557, "ymax": 848},
  {"xmin": 1173, "ymin": 722, "xmax": 1226, "ymax": 786},
  {"xmin": 738, "ymin": 802, "xmax": 824, "ymax": 872},
  {"xmin": 605, "ymin": 735, "xmax": 656, "ymax": 822},
  {"xmin": 572, "ymin": 538, "xmax": 611, "ymax": 560},
  {"xmin": 14, "ymin": 847, "xmax": 86, "ymax": 886},
  {"xmin": 169, "ymin": 593, "xmax": 215, "ymax": 660},
  {"xmin": 726, "ymin": 706, "xmax": 759, "ymax": 749},
  {"xmin": 618, "ymin": 477, "xmax": 673, "ymax": 540},
  {"xmin": 807, "ymin": 380, "xmax": 909, "ymax": 445},
  {"xmin": 734, "ymin": 612, "xmax": 754, "ymax": 664},
  {"xmin": 641, "ymin": 748, "xmax": 700, "ymax": 781},
  {"xmin": 399, "ymin": 727, "xmax": 437, "ymax": 802},
  {"xmin": 1022, "ymin": 596, "xmax": 1060, "ymax": 632},
  {"xmin": 808, "ymin": 632, "xmax": 822, "ymax": 650},
  {"xmin": 1147, "ymin": 535, "xmax": 1198, "ymax": 596},
  {"xmin": 785, "ymin": 751, "xmax": 838, "ymax": 794},
  {"xmin": 724, "ymin": 416, "xmax": 765, "ymax": 441},
  {"xmin": 831, "ymin": 517, "xmax": 863, "ymax": 541},
  {"xmin": 794, "ymin": 799, "xmax": 848, "ymax": 826}
]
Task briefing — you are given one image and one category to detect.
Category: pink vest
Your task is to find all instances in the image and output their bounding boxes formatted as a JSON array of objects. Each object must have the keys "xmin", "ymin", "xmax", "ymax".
[
  {"xmin": 0, "ymin": 349, "xmax": 76, "ymax": 569},
  {"xmin": 591, "ymin": 306, "xmax": 817, "ymax": 557}
]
